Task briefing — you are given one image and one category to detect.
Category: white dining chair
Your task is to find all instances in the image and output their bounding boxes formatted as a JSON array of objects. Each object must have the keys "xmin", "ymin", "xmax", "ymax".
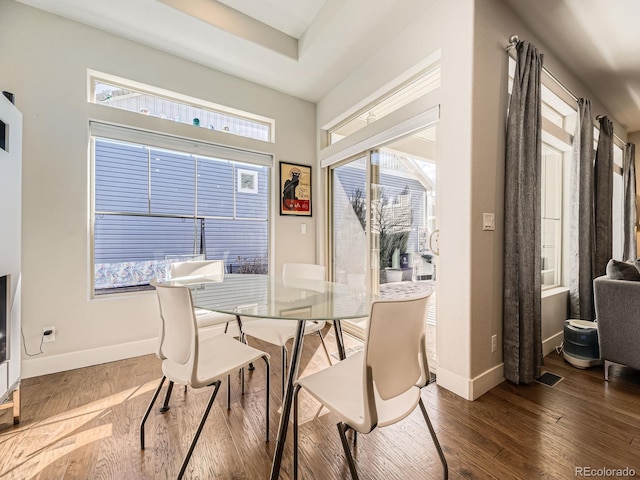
[
  {"xmin": 169, "ymin": 259, "xmax": 237, "ymax": 329},
  {"xmin": 156, "ymin": 259, "xmax": 241, "ymax": 412},
  {"xmin": 292, "ymin": 293, "xmax": 447, "ymax": 480},
  {"xmin": 140, "ymin": 280, "xmax": 271, "ymax": 480},
  {"xmin": 240, "ymin": 263, "xmax": 332, "ymax": 396}
]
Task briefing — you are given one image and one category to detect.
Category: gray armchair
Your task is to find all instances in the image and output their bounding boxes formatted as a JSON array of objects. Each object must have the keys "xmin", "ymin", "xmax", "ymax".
[{"xmin": 593, "ymin": 276, "xmax": 640, "ymax": 380}]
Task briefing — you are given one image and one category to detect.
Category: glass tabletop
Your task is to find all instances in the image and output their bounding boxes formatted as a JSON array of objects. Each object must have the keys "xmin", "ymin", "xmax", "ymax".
[{"xmin": 168, "ymin": 273, "xmax": 372, "ymax": 321}]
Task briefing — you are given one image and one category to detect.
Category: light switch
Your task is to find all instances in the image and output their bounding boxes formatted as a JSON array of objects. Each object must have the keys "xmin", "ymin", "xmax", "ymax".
[
  {"xmin": 300, "ymin": 223, "xmax": 307, "ymax": 234},
  {"xmin": 482, "ymin": 213, "xmax": 495, "ymax": 231}
]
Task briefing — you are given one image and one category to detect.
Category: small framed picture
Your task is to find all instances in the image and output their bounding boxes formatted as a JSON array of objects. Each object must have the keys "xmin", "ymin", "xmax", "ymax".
[
  {"xmin": 279, "ymin": 161, "xmax": 311, "ymax": 216},
  {"xmin": 237, "ymin": 168, "xmax": 258, "ymax": 194}
]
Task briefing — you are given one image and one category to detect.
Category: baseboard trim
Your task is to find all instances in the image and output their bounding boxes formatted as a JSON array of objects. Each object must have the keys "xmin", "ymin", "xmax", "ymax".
[
  {"xmin": 542, "ymin": 331, "xmax": 564, "ymax": 356},
  {"xmin": 22, "ymin": 323, "xmax": 235, "ymax": 378},
  {"xmin": 469, "ymin": 363, "xmax": 504, "ymax": 399},
  {"xmin": 436, "ymin": 363, "xmax": 504, "ymax": 400},
  {"xmin": 22, "ymin": 337, "xmax": 157, "ymax": 378},
  {"xmin": 436, "ymin": 367, "xmax": 471, "ymax": 399}
]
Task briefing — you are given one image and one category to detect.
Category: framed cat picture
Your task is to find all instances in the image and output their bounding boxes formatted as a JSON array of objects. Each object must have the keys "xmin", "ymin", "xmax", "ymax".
[{"xmin": 279, "ymin": 161, "xmax": 311, "ymax": 216}]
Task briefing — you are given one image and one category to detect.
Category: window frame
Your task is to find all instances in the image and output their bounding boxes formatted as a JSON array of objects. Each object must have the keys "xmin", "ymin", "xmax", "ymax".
[
  {"xmin": 88, "ymin": 70, "xmax": 276, "ymax": 143},
  {"xmin": 90, "ymin": 126, "xmax": 272, "ymax": 297}
]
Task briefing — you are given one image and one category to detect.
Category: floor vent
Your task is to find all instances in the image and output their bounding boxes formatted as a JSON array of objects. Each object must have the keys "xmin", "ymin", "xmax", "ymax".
[{"xmin": 535, "ymin": 371, "xmax": 564, "ymax": 387}]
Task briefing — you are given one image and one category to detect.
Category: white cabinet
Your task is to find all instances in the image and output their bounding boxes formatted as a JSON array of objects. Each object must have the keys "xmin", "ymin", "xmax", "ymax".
[{"xmin": 0, "ymin": 92, "xmax": 22, "ymax": 425}]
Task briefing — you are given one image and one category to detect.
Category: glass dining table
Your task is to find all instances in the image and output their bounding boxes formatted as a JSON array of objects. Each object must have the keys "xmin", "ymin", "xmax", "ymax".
[{"xmin": 172, "ymin": 273, "xmax": 372, "ymax": 479}]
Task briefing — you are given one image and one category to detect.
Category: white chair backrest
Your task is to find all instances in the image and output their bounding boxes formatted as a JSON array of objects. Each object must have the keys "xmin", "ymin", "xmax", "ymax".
[
  {"xmin": 365, "ymin": 293, "xmax": 431, "ymax": 400},
  {"xmin": 152, "ymin": 281, "xmax": 198, "ymax": 371},
  {"xmin": 170, "ymin": 259, "xmax": 225, "ymax": 279},
  {"xmin": 282, "ymin": 263, "xmax": 325, "ymax": 281}
]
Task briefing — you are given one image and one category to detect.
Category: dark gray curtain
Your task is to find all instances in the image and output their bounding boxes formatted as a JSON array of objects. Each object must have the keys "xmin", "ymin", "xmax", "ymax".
[
  {"xmin": 568, "ymin": 99, "xmax": 595, "ymax": 321},
  {"xmin": 594, "ymin": 116, "xmax": 613, "ymax": 277},
  {"xmin": 503, "ymin": 41, "xmax": 543, "ymax": 385},
  {"xmin": 623, "ymin": 143, "xmax": 637, "ymax": 261}
]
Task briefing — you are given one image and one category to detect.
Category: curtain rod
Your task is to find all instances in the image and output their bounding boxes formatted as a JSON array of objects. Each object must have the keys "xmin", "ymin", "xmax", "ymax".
[
  {"xmin": 506, "ymin": 34, "xmax": 578, "ymax": 102},
  {"xmin": 506, "ymin": 34, "xmax": 627, "ymax": 145}
]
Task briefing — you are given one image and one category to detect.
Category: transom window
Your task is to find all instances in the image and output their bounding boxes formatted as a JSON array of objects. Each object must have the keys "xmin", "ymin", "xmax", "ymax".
[
  {"xmin": 328, "ymin": 66, "xmax": 441, "ymax": 145},
  {"xmin": 89, "ymin": 71, "xmax": 274, "ymax": 142}
]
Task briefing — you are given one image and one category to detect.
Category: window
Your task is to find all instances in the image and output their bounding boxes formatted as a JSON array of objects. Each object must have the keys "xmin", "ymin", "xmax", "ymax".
[
  {"xmin": 539, "ymin": 89, "xmax": 575, "ymax": 289},
  {"xmin": 328, "ymin": 66, "xmax": 441, "ymax": 145},
  {"xmin": 509, "ymin": 58, "xmax": 576, "ymax": 289},
  {"xmin": 89, "ymin": 71, "xmax": 274, "ymax": 142},
  {"xmin": 541, "ymin": 143, "xmax": 563, "ymax": 287},
  {"xmin": 612, "ymin": 143, "xmax": 624, "ymax": 260},
  {"xmin": 92, "ymin": 130, "xmax": 270, "ymax": 295}
]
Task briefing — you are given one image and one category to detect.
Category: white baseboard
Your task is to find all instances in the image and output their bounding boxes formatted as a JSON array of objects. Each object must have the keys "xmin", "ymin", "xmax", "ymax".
[
  {"xmin": 469, "ymin": 363, "xmax": 504, "ymax": 399},
  {"xmin": 22, "ymin": 323, "xmax": 235, "ymax": 378},
  {"xmin": 436, "ymin": 367, "xmax": 472, "ymax": 399},
  {"xmin": 22, "ymin": 337, "xmax": 157, "ymax": 378},
  {"xmin": 542, "ymin": 331, "xmax": 564, "ymax": 356},
  {"xmin": 436, "ymin": 363, "xmax": 504, "ymax": 400}
]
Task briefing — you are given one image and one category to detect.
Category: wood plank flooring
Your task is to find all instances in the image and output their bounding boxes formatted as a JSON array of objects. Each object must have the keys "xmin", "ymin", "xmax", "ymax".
[{"xmin": 1, "ymin": 329, "xmax": 639, "ymax": 479}]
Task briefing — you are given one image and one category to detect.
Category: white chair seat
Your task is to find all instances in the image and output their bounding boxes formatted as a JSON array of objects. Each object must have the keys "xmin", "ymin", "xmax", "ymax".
[
  {"xmin": 292, "ymin": 293, "xmax": 447, "ymax": 479},
  {"xmin": 241, "ymin": 319, "xmax": 325, "ymax": 347},
  {"xmin": 163, "ymin": 334, "xmax": 269, "ymax": 389},
  {"xmin": 296, "ymin": 351, "xmax": 421, "ymax": 432},
  {"xmin": 195, "ymin": 308, "xmax": 237, "ymax": 329}
]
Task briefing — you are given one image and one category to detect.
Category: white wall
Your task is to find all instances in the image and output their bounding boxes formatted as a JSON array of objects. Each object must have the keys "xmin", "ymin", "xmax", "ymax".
[
  {"xmin": 317, "ymin": 0, "xmax": 632, "ymax": 400},
  {"xmin": 2, "ymin": 0, "xmax": 633, "ymax": 391},
  {"xmin": 317, "ymin": 0, "xmax": 478, "ymax": 398},
  {"xmin": 471, "ymin": 0, "xmax": 629, "ymax": 386},
  {"xmin": 0, "ymin": 1, "xmax": 316, "ymax": 377}
]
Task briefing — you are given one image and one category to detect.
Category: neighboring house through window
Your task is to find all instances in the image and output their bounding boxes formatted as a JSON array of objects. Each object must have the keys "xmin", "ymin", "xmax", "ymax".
[{"xmin": 89, "ymin": 74, "xmax": 273, "ymax": 295}]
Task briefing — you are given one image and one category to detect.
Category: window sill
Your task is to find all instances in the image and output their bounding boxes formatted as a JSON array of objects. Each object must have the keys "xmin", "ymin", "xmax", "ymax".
[
  {"xmin": 542, "ymin": 286, "xmax": 569, "ymax": 299},
  {"xmin": 94, "ymin": 284, "xmax": 155, "ymax": 296}
]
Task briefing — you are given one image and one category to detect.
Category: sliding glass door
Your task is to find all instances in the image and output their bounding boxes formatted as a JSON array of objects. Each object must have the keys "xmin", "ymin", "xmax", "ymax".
[
  {"xmin": 331, "ymin": 155, "xmax": 369, "ymax": 288},
  {"xmin": 330, "ymin": 125, "xmax": 439, "ymax": 364},
  {"xmin": 372, "ymin": 130, "xmax": 437, "ymax": 293}
]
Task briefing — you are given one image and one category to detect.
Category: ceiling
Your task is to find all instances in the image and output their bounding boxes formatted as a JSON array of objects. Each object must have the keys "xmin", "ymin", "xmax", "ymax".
[
  {"xmin": 14, "ymin": 0, "xmax": 640, "ymax": 132},
  {"xmin": 503, "ymin": 0, "xmax": 640, "ymax": 132}
]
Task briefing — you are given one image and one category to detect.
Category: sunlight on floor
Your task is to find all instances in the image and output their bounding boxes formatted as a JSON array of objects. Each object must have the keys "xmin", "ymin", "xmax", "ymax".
[{"xmin": 0, "ymin": 379, "xmax": 157, "ymax": 479}]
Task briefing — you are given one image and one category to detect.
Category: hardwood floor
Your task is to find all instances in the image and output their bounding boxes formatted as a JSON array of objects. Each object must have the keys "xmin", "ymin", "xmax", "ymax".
[{"xmin": 1, "ymin": 329, "xmax": 639, "ymax": 479}]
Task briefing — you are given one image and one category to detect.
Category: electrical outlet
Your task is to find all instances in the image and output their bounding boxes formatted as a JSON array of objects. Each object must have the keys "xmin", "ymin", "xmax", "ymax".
[
  {"xmin": 43, "ymin": 326, "xmax": 56, "ymax": 343},
  {"xmin": 491, "ymin": 334, "xmax": 497, "ymax": 353}
]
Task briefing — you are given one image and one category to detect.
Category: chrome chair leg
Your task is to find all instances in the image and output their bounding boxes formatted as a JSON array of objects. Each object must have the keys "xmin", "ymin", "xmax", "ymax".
[
  {"xmin": 177, "ymin": 380, "xmax": 222, "ymax": 480},
  {"xmin": 337, "ymin": 422, "xmax": 359, "ymax": 480},
  {"xmin": 227, "ymin": 374, "xmax": 231, "ymax": 410},
  {"xmin": 418, "ymin": 397, "xmax": 448, "ymax": 479},
  {"xmin": 140, "ymin": 376, "xmax": 166, "ymax": 450}
]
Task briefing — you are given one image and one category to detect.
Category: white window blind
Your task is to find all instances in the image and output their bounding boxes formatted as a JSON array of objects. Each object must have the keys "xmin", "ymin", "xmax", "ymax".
[{"xmin": 90, "ymin": 121, "xmax": 272, "ymax": 167}]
